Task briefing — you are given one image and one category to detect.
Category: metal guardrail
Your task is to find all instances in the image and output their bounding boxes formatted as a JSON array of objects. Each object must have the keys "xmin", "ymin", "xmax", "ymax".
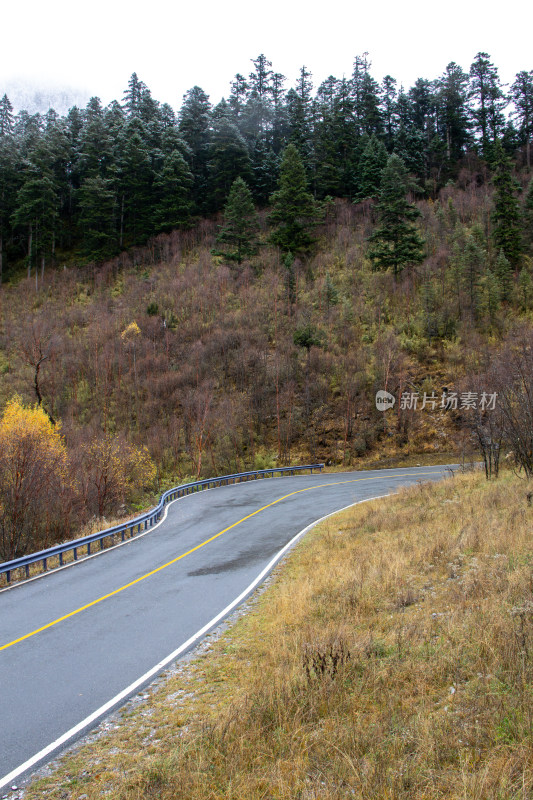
[{"xmin": 0, "ymin": 464, "xmax": 324, "ymax": 584}]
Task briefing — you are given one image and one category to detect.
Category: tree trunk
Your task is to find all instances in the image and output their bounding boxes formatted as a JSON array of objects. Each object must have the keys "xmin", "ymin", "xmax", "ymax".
[
  {"xmin": 27, "ymin": 227, "xmax": 32, "ymax": 280},
  {"xmin": 119, "ymin": 194, "xmax": 125, "ymax": 249}
]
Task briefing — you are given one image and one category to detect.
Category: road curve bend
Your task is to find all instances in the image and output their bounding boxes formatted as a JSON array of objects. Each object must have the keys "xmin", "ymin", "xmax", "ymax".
[{"xmin": 0, "ymin": 465, "xmax": 453, "ymax": 788}]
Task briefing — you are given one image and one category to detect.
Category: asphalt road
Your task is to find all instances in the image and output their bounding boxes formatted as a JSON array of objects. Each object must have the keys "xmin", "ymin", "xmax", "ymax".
[{"xmin": 0, "ymin": 465, "xmax": 453, "ymax": 788}]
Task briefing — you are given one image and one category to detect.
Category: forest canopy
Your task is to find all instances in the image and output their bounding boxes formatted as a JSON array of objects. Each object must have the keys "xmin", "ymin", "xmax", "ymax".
[{"xmin": 0, "ymin": 52, "xmax": 532, "ymax": 278}]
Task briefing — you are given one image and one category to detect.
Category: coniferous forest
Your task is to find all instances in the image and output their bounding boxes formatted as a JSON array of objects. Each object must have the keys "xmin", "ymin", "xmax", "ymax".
[
  {"xmin": 1, "ymin": 52, "xmax": 532, "ymax": 274},
  {"xmin": 1, "ymin": 52, "xmax": 533, "ymax": 558}
]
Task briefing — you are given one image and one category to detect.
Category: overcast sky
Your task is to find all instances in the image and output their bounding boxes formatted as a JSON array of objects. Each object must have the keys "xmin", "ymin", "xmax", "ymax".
[{"xmin": 1, "ymin": 0, "xmax": 530, "ymax": 112}]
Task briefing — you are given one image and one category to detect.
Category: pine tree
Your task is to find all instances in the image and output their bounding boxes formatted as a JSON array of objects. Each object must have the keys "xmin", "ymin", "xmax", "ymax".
[
  {"xmin": 492, "ymin": 139, "xmax": 523, "ymax": 266},
  {"xmin": 0, "ymin": 94, "xmax": 14, "ymax": 137},
  {"xmin": 331, "ymin": 78, "xmax": 357, "ymax": 195},
  {"xmin": 483, "ymin": 269, "xmax": 501, "ymax": 322},
  {"xmin": 469, "ymin": 53, "xmax": 506, "ymax": 157},
  {"xmin": 269, "ymin": 143, "xmax": 318, "ymax": 254},
  {"xmin": 178, "ymin": 87, "xmax": 211, "ymax": 214},
  {"xmin": 287, "ymin": 67, "xmax": 314, "ymax": 170},
  {"xmin": 494, "ymin": 248, "xmax": 513, "ymax": 300},
  {"xmin": 359, "ymin": 72, "xmax": 383, "ymax": 137},
  {"xmin": 354, "ymin": 134, "xmax": 388, "ymax": 200},
  {"xmin": 457, "ymin": 226, "xmax": 486, "ymax": 320},
  {"xmin": 271, "ymin": 71, "xmax": 288, "ymax": 153},
  {"xmin": 12, "ymin": 162, "xmax": 59, "ymax": 282},
  {"xmin": 216, "ymin": 177, "xmax": 259, "ymax": 264},
  {"xmin": 313, "ymin": 77, "xmax": 341, "ymax": 198},
  {"xmin": 78, "ymin": 97, "xmax": 115, "ymax": 179},
  {"xmin": 368, "ymin": 154, "xmax": 425, "ymax": 278},
  {"xmin": 117, "ymin": 118, "xmax": 154, "ymax": 246},
  {"xmin": 207, "ymin": 113, "xmax": 252, "ymax": 209},
  {"xmin": 245, "ymin": 54, "xmax": 274, "ymax": 140},
  {"xmin": 0, "ymin": 137, "xmax": 19, "ymax": 282},
  {"xmin": 381, "ymin": 75, "xmax": 397, "ymax": 150},
  {"xmin": 510, "ymin": 71, "xmax": 533, "ymax": 169},
  {"xmin": 78, "ymin": 175, "xmax": 117, "ymax": 258},
  {"xmin": 251, "ymin": 137, "xmax": 279, "ymax": 204},
  {"xmin": 228, "ymin": 74, "xmax": 248, "ymax": 120},
  {"xmin": 152, "ymin": 150, "xmax": 194, "ymax": 232},
  {"xmin": 123, "ymin": 73, "xmax": 146, "ymax": 117},
  {"xmin": 437, "ymin": 62, "xmax": 471, "ymax": 165}
]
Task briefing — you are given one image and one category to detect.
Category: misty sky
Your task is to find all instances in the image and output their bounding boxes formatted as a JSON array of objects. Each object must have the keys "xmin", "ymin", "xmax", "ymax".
[{"xmin": 1, "ymin": 0, "xmax": 530, "ymax": 111}]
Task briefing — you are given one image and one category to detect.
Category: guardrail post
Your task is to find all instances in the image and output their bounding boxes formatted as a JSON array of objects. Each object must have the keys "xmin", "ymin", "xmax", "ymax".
[{"xmin": 0, "ymin": 463, "xmax": 325, "ymax": 584}]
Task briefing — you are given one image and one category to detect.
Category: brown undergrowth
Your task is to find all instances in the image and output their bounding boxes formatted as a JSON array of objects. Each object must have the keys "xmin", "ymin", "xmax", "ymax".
[{"xmin": 22, "ymin": 469, "xmax": 533, "ymax": 799}]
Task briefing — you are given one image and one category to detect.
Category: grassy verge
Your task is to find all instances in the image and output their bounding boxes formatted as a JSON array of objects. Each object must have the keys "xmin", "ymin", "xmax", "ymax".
[{"xmin": 18, "ymin": 468, "xmax": 533, "ymax": 799}]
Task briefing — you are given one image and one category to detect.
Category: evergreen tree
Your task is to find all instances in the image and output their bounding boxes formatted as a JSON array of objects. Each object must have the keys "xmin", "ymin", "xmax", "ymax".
[
  {"xmin": 178, "ymin": 87, "xmax": 211, "ymax": 214},
  {"xmin": 251, "ymin": 137, "xmax": 279, "ymax": 204},
  {"xmin": 352, "ymin": 53, "xmax": 370, "ymax": 137},
  {"xmin": 437, "ymin": 62, "xmax": 471, "ymax": 165},
  {"xmin": 313, "ymin": 76, "xmax": 341, "ymax": 197},
  {"xmin": 78, "ymin": 97, "xmax": 115, "ymax": 179},
  {"xmin": 354, "ymin": 134, "xmax": 388, "ymax": 200},
  {"xmin": 216, "ymin": 177, "xmax": 259, "ymax": 264},
  {"xmin": 331, "ymin": 78, "xmax": 357, "ymax": 195},
  {"xmin": 518, "ymin": 267, "xmax": 533, "ymax": 310},
  {"xmin": 494, "ymin": 248, "xmax": 513, "ymax": 300},
  {"xmin": 78, "ymin": 175, "xmax": 117, "ymax": 259},
  {"xmin": 12, "ymin": 161, "xmax": 59, "ymax": 281},
  {"xmin": 0, "ymin": 94, "xmax": 14, "ymax": 137},
  {"xmin": 269, "ymin": 143, "xmax": 318, "ymax": 254},
  {"xmin": 368, "ymin": 154, "xmax": 425, "ymax": 278},
  {"xmin": 469, "ymin": 53, "xmax": 506, "ymax": 157},
  {"xmin": 123, "ymin": 73, "xmax": 146, "ymax": 117},
  {"xmin": 152, "ymin": 150, "xmax": 194, "ymax": 232},
  {"xmin": 359, "ymin": 72, "xmax": 383, "ymax": 137},
  {"xmin": 492, "ymin": 139, "xmax": 523, "ymax": 266},
  {"xmin": 510, "ymin": 70, "xmax": 533, "ymax": 169},
  {"xmin": 271, "ymin": 71, "xmax": 287, "ymax": 153},
  {"xmin": 0, "ymin": 137, "xmax": 19, "ymax": 281},
  {"xmin": 138, "ymin": 85, "xmax": 160, "ymax": 127},
  {"xmin": 228, "ymin": 74, "xmax": 248, "ymax": 120},
  {"xmin": 207, "ymin": 113, "xmax": 252, "ymax": 209},
  {"xmin": 287, "ymin": 67, "xmax": 314, "ymax": 170},
  {"xmin": 245, "ymin": 54, "xmax": 274, "ymax": 140},
  {"xmin": 159, "ymin": 103, "xmax": 177, "ymax": 129},
  {"xmin": 457, "ymin": 225, "xmax": 486, "ymax": 320},
  {"xmin": 117, "ymin": 118, "xmax": 154, "ymax": 246},
  {"xmin": 483, "ymin": 269, "xmax": 501, "ymax": 322},
  {"xmin": 381, "ymin": 75, "xmax": 397, "ymax": 150},
  {"xmin": 15, "ymin": 111, "xmax": 43, "ymax": 155}
]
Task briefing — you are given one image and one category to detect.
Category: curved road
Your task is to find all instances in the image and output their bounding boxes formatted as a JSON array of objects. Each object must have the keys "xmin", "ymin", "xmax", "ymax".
[{"xmin": 0, "ymin": 465, "xmax": 452, "ymax": 788}]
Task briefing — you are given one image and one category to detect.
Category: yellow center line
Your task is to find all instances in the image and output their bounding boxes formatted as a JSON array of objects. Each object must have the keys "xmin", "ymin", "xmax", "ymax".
[{"xmin": 0, "ymin": 471, "xmax": 442, "ymax": 652}]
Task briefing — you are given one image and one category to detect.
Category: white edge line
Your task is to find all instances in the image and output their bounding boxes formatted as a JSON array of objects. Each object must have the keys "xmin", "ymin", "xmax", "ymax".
[
  {"xmin": 0, "ymin": 492, "xmax": 389, "ymax": 791},
  {"xmin": 0, "ymin": 473, "xmax": 320, "ymax": 594},
  {"xmin": 1, "ymin": 467, "xmax": 451, "ymax": 594}
]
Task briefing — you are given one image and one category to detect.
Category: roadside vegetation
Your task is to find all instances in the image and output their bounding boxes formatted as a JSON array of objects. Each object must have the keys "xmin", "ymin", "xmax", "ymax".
[
  {"xmin": 21, "ymin": 468, "xmax": 533, "ymax": 799},
  {"xmin": 1, "ymin": 51, "xmax": 532, "ymax": 559}
]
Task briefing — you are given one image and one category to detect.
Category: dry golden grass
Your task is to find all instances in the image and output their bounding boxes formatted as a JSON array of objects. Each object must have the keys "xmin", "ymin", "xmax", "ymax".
[{"xmin": 21, "ymin": 469, "xmax": 533, "ymax": 799}]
